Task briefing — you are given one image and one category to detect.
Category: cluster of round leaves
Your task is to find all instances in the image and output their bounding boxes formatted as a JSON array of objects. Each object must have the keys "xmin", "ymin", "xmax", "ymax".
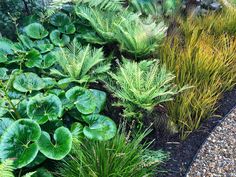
[
  {"xmin": 0, "ymin": 71, "xmax": 116, "ymax": 169},
  {"xmin": 0, "ymin": 12, "xmax": 76, "ymax": 68}
]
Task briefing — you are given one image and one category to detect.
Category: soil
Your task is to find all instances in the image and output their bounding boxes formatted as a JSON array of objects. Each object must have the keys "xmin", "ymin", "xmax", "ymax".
[{"xmin": 153, "ymin": 87, "xmax": 236, "ymax": 177}]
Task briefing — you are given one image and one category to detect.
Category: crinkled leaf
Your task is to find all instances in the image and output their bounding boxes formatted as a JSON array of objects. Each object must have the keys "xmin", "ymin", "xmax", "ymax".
[
  {"xmin": 0, "ymin": 53, "xmax": 8, "ymax": 63},
  {"xmin": 0, "ymin": 118, "xmax": 14, "ymax": 137},
  {"xmin": 27, "ymin": 94, "xmax": 63, "ymax": 124},
  {"xmin": 19, "ymin": 35, "xmax": 35, "ymax": 49},
  {"xmin": 25, "ymin": 49, "xmax": 42, "ymax": 68},
  {"xmin": 24, "ymin": 23, "xmax": 49, "ymax": 39},
  {"xmin": 42, "ymin": 77, "xmax": 57, "ymax": 89},
  {"xmin": 82, "ymin": 114, "xmax": 117, "ymax": 141},
  {"xmin": 13, "ymin": 72, "xmax": 45, "ymax": 92},
  {"xmin": 0, "ymin": 119, "xmax": 41, "ymax": 168},
  {"xmin": 58, "ymin": 23, "xmax": 76, "ymax": 34},
  {"xmin": 50, "ymin": 30, "xmax": 70, "ymax": 47},
  {"xmin": 0, "ymin": 38, "xmax": 13, "ymax": 55},
  {"xmin": 50, "ymin": 13, "xmax": 70, "ymax": 27},
  {"xmin": 0, "ymin": 67, "xmax": 9, "ymax": 80},
  {"xmin": 35, "ymin": 39, "xmax": 54, "ymax": 53},
  {"xmin": 0, "ymin": 100, "xmax": 8, "ymax": 117},
  {"xmin": 37, "ymin": 127, "xmax": 72, "ymax": 160}
]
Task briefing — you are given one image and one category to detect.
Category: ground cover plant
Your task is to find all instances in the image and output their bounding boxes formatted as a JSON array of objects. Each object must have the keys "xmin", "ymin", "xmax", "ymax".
[{"xmin": 0, "ymin": 0, "xmax": 236, "ymax": 176}]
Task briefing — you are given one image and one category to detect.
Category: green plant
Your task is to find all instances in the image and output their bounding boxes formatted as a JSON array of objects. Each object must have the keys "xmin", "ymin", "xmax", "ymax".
[
  {"xmin": 50, "ymin": 40, "xmax": 111, "ymax": 86},
  {"xmin": 114, "ymin": 14, "xmax": 167, "ymax": 58},
  {"xmin": 0, "ymin": 159, "xmax": 14, "ymax": 177},
  {"xmin": 159, "ymin": 20, "xmax": 236, "ymax": 139},
  {"xmin": 57, "ymin": 128, "xmax": 168, "ymax": 177},
  {"xmin": 105, "ymin": 59, "xmax": 188, "ymax": 121}
]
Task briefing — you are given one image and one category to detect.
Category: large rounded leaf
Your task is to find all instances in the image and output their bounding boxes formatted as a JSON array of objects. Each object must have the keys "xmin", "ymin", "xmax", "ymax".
[
  {"xmin": 50, "ymin": 13, "xmax": 70, "ymax": 27},
  {"xmin": 82, "ymin": 114, "xmax": 117, "ymax": 141},
  {"xmin": 13, "ymin": 72, "xmax": 45, "ymax": 92},
  {"xmin": 25, "ymin": 49, "xmax": 42, "ymax": 68},
  {"xmin": 50, "ymin": 30, "xmax": 70, "ymax": 47},
  {"xmin": 0, "ymin": 67, "xmax": 9, "ymax": 80},
  {"xmin": 0, "ymin": 38, "xmax": 13, "ymax": 55},
  {"xmin": 37, "ymin": 127, "xmax": 72, "ymax": 160},
  {"xmin": 24, "ymin": 23, "xmax": 49, "ymax": 39},
  {"xmin": 0, "ymin": 118, "xmax": 14, "ymax": 137},
  {"xmin": 65, "ymin": 86, "xmax": 96, "ymax": 114},
  {"xmin": 0, "ymin": 119, "xmax": 41, "ymax": 168},
  {"xmin": 19, "ymin": 35, "xmax": 35, "ymax": 49},
  {"xmin": 27, "ymin": 94, "xmax": 63, "ymax": 124},
  {"xmin": 58, "ymin": 23, "xmax": 76, "ymax": 34},
  {"xmin": 35, "ymin": 39, "xmax": 54, "ymax": 53},
  {"xmin": 90, "ymin": 89, "xmax": 107, "ymax": 113}
]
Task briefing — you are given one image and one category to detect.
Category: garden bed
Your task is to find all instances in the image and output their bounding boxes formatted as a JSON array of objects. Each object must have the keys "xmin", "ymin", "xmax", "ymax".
[{"xmin": 155, "ymin": 87, "xmax": 236, "ymax": 177}]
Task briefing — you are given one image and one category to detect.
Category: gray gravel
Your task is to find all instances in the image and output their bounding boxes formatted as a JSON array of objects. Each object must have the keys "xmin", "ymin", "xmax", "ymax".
[{"xmin": 187, "ymin": 108, "xmax": 236, "ymax": 177}]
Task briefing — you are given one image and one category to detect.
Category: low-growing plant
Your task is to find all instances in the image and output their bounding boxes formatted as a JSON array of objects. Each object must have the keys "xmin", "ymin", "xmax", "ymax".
[
  {"xmin": 159, "ymin": 20, "xmax": 236, "ymax": 138},
  {"xmin": 57, "ymin": 128, "xmax": 169, "ymax": 177},
  {"xmin": 50, "ymin": 40, "xmax": 111, "ymax": 86},
  {"xmin": 104, "ymin": 59, "xmax": 188, "ymax": 123},
  {"xmin": 114, "ymin": 14, "xmax": 167, "ymax": 58}
]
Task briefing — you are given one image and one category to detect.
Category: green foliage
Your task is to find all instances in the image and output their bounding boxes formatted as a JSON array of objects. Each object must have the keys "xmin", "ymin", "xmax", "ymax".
[
  {"xmin": 75, "ymin": 1, "xmax": 167, "ymax": 57},
  {"xmin": 115, "ymin": 14, "xmax": 167, "ymax": 57},
  {"xmin": 57, "ymin": 128, "xmax": 168, "ymax": 177},
  {"xmin": 0, "ymin": 159, "xmax": 14, "ymax": 177},
  {"xmin": 0, "ymin": 119, "xmax": 41, "ymax": 168},
  {"xmin": 37, "ymin": 127, "xmax": 72, "ymax": 160},
  {"xmin": 105, "ymin": 59, "xmax": 188, "ymax": 120},
  {"xmin": 159, "ymin": 18, "xmax": 236, "ymax": 139},
  {"xmin": 51, "ymin": 40, "xmax": 110, "ymax": 85}
]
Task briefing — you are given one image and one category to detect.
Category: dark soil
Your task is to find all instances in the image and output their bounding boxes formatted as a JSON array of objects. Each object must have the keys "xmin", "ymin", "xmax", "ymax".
[{"xmin": 154, "ymin": 87, "xmax": 236, "ymax": 177}]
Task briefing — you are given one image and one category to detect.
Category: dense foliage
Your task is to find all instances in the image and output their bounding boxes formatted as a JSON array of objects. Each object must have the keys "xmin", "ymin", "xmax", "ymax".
[{"xmin": 0, "ymin": 0, "xmax": 236, "ymax": 176}]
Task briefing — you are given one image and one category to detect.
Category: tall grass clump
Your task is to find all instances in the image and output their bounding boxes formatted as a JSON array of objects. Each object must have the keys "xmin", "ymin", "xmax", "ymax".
[
  {"xmin": 56, "ymin": 128, "xmax": 168, "ymax": 177},
  {"xmin": 192, "ymin": 8, "xmax": 236, "ymax": 36},
  {"xmin": 159, "ymin": 18, "xmax": 236, "ymax": 139}
]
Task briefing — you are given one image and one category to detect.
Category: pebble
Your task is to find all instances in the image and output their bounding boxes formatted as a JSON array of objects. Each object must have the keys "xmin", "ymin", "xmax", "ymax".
[{"xmin": 186, "ymin": 109, "xmax": 236, "ymax": 177}]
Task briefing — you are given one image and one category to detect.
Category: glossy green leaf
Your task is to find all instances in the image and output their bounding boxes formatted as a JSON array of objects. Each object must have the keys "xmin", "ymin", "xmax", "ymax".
[
  {"xmin": 90, "ymin": 89, "xmax": 107, "ymax": 113},
  {"xmin": 50, "ymin": 13, "xmax": 71, "ymax": 27},
  {"xmin": 0, "ymin": 100, "xmax": 8, "ymax": 117},
  {"xmin": 40, "ymin": 52, "xmax": 58, "ymax": 68},
  {"xmin": 0, "ymin": 67, "xmax": 9, "ymax": 80},
  {"xmin": 25, "ymin": 49, "xmax": 42, "ymax": 68},
  {"xmin": 37, "ymin": 127, "xmax": 72, "ymax": 160},
  {"xmin": 0, "ymin": 38, "xmax": 13, "ymax": 55},
  {"xmin": 65, "ymin": 86, "xmax": 96, "ymax": 114},
  {"xmin": 82, "ymin": 114, "xmax": 117, "ymax": 141},
  {"xmin": 50, "ymin": 30, "xmax": 70, "ymax": 47},
  {"xmin": 0, "ymin": 53, "xmax": 8, "ymax": 63},
  {"xmin": 58, "ymin": 23, "xmax": 76, "ymax": 34},
  {"xmin": 27, "ymin": 94, "xmax": 62, "ymax": 124},
  {"xmin": 0, "ymin": 118, "xmax": 14, "ymax": 137},
  {"xmin": 42, "ymin": 77, "xmax": 57, "ymax": 89},
  {"xmin": 35, "ymin": 39, "xmax": 54, "ymax": 53},
  {"xmin": 0, "ymin": 119, "xmax": 41, "ymax": 168},
  {"xmin": 24, "ymin": 23, "xmax": 49, "ymax": 39},
  {"xmin": 19, "ymin": 35, "xmax": 35, "ymax": 49},
  {"xmin": 13, "ymin": 72, "xmax": 45, "ymax": 92}
]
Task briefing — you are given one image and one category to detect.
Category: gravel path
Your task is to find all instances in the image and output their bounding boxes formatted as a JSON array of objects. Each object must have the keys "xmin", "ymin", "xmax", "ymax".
[{"xmin": 186, "ymin": 108, "xmax": 236, "ymax": 177}]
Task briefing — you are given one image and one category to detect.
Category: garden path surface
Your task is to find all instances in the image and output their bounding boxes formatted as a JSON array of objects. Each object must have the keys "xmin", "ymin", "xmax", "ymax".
[{"xmin": 186, "ymin": 108, "xmax": 236, "ymax": 177}]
